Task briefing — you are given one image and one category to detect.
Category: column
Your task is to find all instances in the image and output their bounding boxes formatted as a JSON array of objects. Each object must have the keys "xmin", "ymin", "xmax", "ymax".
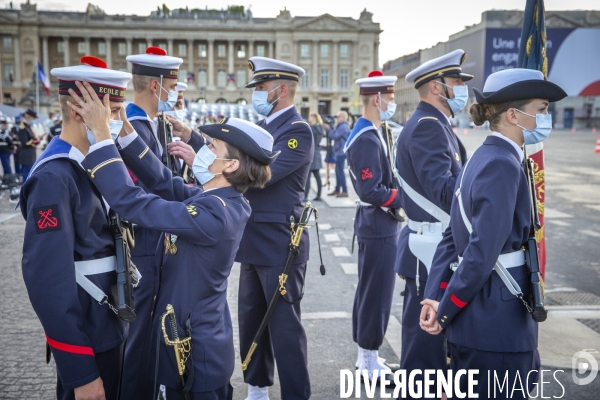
[
  {"xmin": 268, "ymin": 41, "xmax": 274, "ymax": 58},
  {"xmin": 41, "ymin": 36, "xmax": 49, "ymax": 75},
  {"xmin": 332, "ymin": 40, "xmax": 339, "ymax": 91},
  {"xmin": 62, "ymin": 36, "xmax": 70, "ymax": 67},
  {"xmin": 167, "ymin": 39, "xmax": 173, "ymax": 56},
  {"xmin": 227, "ymin": 40, "xmax": 234, "ymax": 88},
  {"xmin": 312, "ymin": 40, "xmax": 319, "ymax": 90},
  {"xmin": 187, "ymin": 39, "xmax": 194, "ymax": 79},
  {"xmin": 84, "ymin": 37, "xmax": 91, "ymax": 55},
  {"xmin": 146, "ymin": 38, "xmax": 153, "ymax": 48},
  {"xmin": 353, "ymin": 40, "xmax": 360, "ymax": 80},
  {"xmin": 105, "ymin": 38, "xmax": 112, "ymax": 69},
  {"xmin": 207, "ymin": 39, "xmax": 215, "ymax": 89},
  {"xmin": 292, "ymin": 40, "xmax": 298, "ymax": 65},
  {"xmin": 126, "ymin": 38, "xmax": 132, "ymax": 72},
  {"xmin": 13, "ymin": 36, "xmax": 21, "ymax": 82},
  {"xmin": 247, "ymin": 40, "xmax": 254, "ymax": 81},
  {"xmin": 374, "ymin": 42, "xmax": 379, "ymax": 70}
]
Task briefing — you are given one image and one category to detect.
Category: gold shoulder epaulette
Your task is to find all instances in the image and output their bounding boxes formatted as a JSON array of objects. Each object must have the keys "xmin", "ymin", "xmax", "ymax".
[
  {"xmin": 418, "ymin": 116, "xmax": 438, "ymax": 123},
  {"xmin": 291, "ymin": 120, "xmax": 311, "ymax": 128},
  {"xmin": 209, "ymin": 195, "xmax": 226, "ymax": 207}
]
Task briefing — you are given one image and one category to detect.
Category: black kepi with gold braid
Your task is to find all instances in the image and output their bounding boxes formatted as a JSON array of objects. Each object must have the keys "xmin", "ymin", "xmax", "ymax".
[
  {"xmin": 405, "ymin": 49, "xmax": 473, "ymax": 89},
  {"xmin": 246, "ymin": 56, "xmax": 305, "ymax": 88}
]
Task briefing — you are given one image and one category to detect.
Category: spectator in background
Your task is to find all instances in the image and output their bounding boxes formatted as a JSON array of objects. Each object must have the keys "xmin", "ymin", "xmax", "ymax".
[
  {"xmin": 322, "ymin": 117, "xmax": 335, "ymax": 189},
  {"xmin": 11, "ymin": 114, "xmax": 22, "ymax": 174},
  {"xmin": 328, "ymin": 111, "xmax": 350, "ymax": 198},
  {"xmin": 304, "ymin": 113, "xmax": 324, "ymax": 201},
  {"xmin": 0, "ymin": 117, "xmax": 14, "ymax": 175},
  {"xmin": 16, "ymin": 109, "xmax": 39, "ymax": 181},
  {"xmin": 48, "ymin": 115, "xmax": 63, "ymax": 142}
]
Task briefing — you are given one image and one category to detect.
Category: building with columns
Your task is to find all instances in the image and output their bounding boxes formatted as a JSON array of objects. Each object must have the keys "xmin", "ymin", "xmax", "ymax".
[{"xmin": 0, "ymin": 2, "xmax": 381, "ymax": 118}]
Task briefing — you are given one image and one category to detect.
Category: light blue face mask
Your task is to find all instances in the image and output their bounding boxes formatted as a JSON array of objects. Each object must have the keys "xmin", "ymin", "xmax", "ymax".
[
  {"xmin": 109, "ymin": 120, "xmax": 123, "ymax": 141},
  {"xmin": 515, "ymin": 109, "xmax": 553, "ymax": 145},
  {"xmin": 439, "ymin": 82, "xmax": 469, "ymax": 113},
  {"xmin": 164, "ymin": 109, "xmax": 187, "ymax": 121},
  {"xmin": 192, "ymin": 145, "xmax": 233, "ymax": 185},
  {"xmin": 86, "ymin": 126, "xmax": 96, "ymax": 146},
  {"xmin": 155, "ymin": 77, "xmax": 178, "ymax": 112},
  {"xmin": 378, "ymin": 94, "xmax": 397, "ymax": 121},
  {"xmin": 252, "ymin": 85, "xmax": 281, "ymax": 117}
]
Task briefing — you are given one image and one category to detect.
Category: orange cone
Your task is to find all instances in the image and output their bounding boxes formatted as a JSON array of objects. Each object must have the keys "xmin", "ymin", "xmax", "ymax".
[
  {"xmin": 453, "ymin": 127, "xmax": 458, "ymax": 134},
  {"xmin": 463, "ymin": 128, "xmax": 468, "ymax": 136},
  {"xmin": 595, "ymin": 136, "xmax": 600, "ymax": 153},
  {"xmin": 571, "ymin": 127, "xmax": 576, "ymax": 134},
  {"xmin": 592, "ymin": 127, "xmax": 597, "ymax": 135}
]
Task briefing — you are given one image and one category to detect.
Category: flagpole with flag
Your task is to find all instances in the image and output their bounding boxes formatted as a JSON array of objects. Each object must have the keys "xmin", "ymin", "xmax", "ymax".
[
  {"xmin": 36, "ymin": 60, "xmax": 51, "ymax": 113},
  {"xmin": 518, "ymin": 0, "xmax": 548, "ymax": 280}
]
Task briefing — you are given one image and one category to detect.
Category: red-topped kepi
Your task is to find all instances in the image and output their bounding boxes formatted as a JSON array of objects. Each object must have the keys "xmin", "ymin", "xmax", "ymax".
[
  {"xmin": 355, "ymin": 70, "xmax": 397, "ymax": 95},
  {"xmin": 126, "ymin": 46, "xmax": 183, "ymax": 80}
]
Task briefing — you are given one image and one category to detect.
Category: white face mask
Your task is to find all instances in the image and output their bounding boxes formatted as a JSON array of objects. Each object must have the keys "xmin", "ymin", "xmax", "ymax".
[{"xmin": 109, "ymin": 120, "xmax": 123, "ymax": 140}]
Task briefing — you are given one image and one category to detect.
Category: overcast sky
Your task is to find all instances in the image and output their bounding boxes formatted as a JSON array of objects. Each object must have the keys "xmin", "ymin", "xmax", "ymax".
[{"xmin": 2, "ymin": 0, "xmax": 599, "ymax": 64}]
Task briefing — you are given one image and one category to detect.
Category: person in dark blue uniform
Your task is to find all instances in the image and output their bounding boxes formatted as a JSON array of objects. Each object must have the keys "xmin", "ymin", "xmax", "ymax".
[
  {"xmin": 0, "ymin": 116, "xmax": 15, "ymax": 175},
  {"xmin": 344, "ymin": 70, "xmax": 403, "ymax": 378},
  {"xmin": 237, "ymin": 56, "xmax": 314, "ymax": 400},
  {"xmin": 16, "ymin": 109, "xmax": 40, "ymax": 180},
  {"xmin": 69, "ymin": 79, "xmax": 278, "ymax": 399},
  {"xmin": 420, "ymin": 68, "xmax": 567, "ymax": 399},
  {"xmin": 122, "ymin": 46, "xmax": 207, "ymax": 399},
  {"xmin": 20, "ymin": 56, "xmax": 131, "ymax": 400},
  {"xmin": 394, "ymin": 50, "xmax": 472, "ymax": 390}
]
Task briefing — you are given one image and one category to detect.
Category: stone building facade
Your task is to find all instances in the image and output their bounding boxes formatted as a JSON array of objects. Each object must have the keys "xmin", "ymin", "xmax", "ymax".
[{"xmin": 0, "ymin": 2, "xmax": 381, "ymax": 117}]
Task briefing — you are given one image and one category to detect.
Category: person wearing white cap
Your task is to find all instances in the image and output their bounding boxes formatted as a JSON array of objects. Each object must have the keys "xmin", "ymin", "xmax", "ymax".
[
  {"xmin": 420, "ymin": 68, "xmax": 566, "ymax": 398},
  {"xmin": 237, "ymin": 56, "xmax": 314, "ymax": 400},
  {"xmin": 69, "ymin": 79, "xmax": 279, "ymax": 399},
  {"xmin": 343, "ymin": 70, "xmax": 404, "ymax": 381},
  {"xmin": 19, "ymin": 56, "xmax": 131, "ymax": 400},
  {"xmin": 123, "ymin": 46, "xmax": 207, "ymax": 400},
  {"xmin": 393, "ymin": 50, "xmax": 472, "ymax": 391}
]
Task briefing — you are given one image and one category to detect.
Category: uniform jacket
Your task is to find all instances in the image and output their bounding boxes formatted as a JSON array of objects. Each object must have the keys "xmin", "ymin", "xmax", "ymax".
[
  {"xmin": 329, "ymin": 121, "xmax": 350, "ymax": 156},
  {"xmin": 0, "ymin": 127, "xmax": 13, "ymax": 154},
  {"xmin": 309, "ymin": 124, "xmax": 324, "ymax": 171},
  {"xmin": 16, "ymin": 122, "xmax": 37, "ymax": 165},
  {"xmin": 424, "ymin": 135, "xmax": 537, "ymax": 353},
  {"xmin": 345, "ymin": 117, "xmax": 402, "ymax": 239},
  {"xmin": 395, "ymin": 101, "xmax": 467, "ymax": 279},
  {"xmin": 19, "ymin": 137, "xmax": 125, "ymax": 391},
  {"xmin": 49, "ymin": 123, "xmax": 63, "ymax": 140},
  {"xmin": 236, "ymin": 107, "xmax": 313, "ymax": 267},
  {"xmin": 82, "ymin": 136, "xmax": 251, "ymax": 392}
]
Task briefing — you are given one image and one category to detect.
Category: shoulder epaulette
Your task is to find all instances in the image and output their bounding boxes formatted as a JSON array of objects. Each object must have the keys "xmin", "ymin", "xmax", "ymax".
[
  {"xmin": 209, "ymin": 195, "xmax": 226, "ymax": 207},
  {"xmin": 418, "ymin": 116, "xmax": 439, "ymax": 123},
  {"xmin": 291, "ymin": 121, "xmax": 311, "ymax": 128}
]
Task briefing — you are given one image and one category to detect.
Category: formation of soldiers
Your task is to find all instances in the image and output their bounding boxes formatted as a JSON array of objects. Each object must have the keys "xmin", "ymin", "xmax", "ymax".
[{"xmin": 18, "ymin": 40, "xmax": 566, "ymax": 400}]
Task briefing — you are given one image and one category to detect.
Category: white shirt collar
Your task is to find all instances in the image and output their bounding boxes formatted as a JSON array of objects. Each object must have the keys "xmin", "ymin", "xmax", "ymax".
[
  {"xmin": 491, "ymin": 132, "xmax": 524, "ymax": 162},
  {"xmin": 265, "ymin": 105, "xmax": 294, "ymax": 125}
]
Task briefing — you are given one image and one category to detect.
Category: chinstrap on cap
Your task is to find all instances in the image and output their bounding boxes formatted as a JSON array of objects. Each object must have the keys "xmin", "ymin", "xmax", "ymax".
[
  {"xmin": 246, "ymin": 57, "xmax": 305, "ymax": 88},
  {"xmin": 406, "ymin": 49, "xmax": 473, "ymax": 88},
  {"xmin": 127, "ymin": 46, "xmax": 183, "ymax": 79},
  {"xmin": 355, "ymin": 70, "xmax": 397, "ymax": 95},
  {"xmin": 199, "ymin": 117, "xmax": 280, "ymax": 165},
  {"xmin": 51, "ymin": 56, "xmax": 132, "ymax": 102},
  {"xmin": 473, "ymin": 68, "xmax": 567, "ymax": 104}
]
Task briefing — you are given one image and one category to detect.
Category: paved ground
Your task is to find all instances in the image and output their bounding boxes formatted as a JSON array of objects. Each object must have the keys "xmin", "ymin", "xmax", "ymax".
[{"xmin": 1, "ymin": 128, "xmax": 600, "ymax": 399}]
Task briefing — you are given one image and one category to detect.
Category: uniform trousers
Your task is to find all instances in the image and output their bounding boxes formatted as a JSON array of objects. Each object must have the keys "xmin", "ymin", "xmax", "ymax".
[
  {"xmin": 0, "ymin": 153, "xmax": 12, "ymax": 174},
  {"xmin": 352, "ymin": 235, "xmax": 398, "ymax": 350},
  {"xmin": 449, "ymin": 342, "xmax": 534, "ymax": 399},
  {"xmin": 120, "ymin": 254, "xmax": 159, "ymax": 400},
  {"xmin": 238, "ymin": 262, "xmax": 310, "ymax": 400},
  {"xmin": 399, "ymin": 277, "xmax": 447, "ymax": 399},
  {"xmin": 56, "ymin": 345, "xmax": 123, "ymax": 400},
  {"xmin": 164, "ymin": 382, "xmax": 233, "ymax": 400}
]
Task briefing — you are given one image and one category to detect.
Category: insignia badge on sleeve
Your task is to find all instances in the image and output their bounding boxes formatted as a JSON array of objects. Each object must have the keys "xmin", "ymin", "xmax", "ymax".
[
  {"xmin": 34, "ymin": 205, "xmax": 61, "ymax": 233},
  {"xmin": 288, "ymin": 138, "xmax": 298, "ymax": 149},
  {"xmin": 361, "ymin": 168, "xmax": 373, "ymax": 180},
  {"xmin": 186, "ymin": 205, "xmax": 198, "ymax": 217}
]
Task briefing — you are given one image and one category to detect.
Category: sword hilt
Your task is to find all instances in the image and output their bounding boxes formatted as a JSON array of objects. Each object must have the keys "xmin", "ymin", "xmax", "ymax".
[
  {"xmin": 241, "ymin": 342, "xmax": 257, "ymax": 371},
  {"xmin": 160, "ymin": 304, "xmax": 192, "ymax": 377}
]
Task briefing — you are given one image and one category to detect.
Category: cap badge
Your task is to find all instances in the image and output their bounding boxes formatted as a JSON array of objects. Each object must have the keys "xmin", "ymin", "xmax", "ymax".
[{"xmin": 248, "ymin": 61, "xmax": 255, "ymax": 71}]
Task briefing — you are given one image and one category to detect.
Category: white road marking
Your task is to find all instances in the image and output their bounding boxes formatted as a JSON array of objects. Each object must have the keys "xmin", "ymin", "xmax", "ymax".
[
  {"xmin": 318, "ymin": 223, "xmax": 332, "ymax": 230},
  {"xmin": 324, "ymin": 233, "xmax": 341, "ymax": 242},
  {"xmin": 384, "ymin": 316, "xmax": 402, "ymax": 360},
  {"xmin": 340, "ymin": 263, "xmax": 358, "ymax": 275},
  {"xmin": 303, "ymin": 311, "xmax": 351, "ymax": 320},
  {"xmin": 585, "ymin": 204, "xmax": 600, "ymax": 212},
  {"xmin": 0, "ymin": 213, "xmax": 20, "ymax": 224},
  {"xmin": 582, "ymin": 230, "xmax": 600, "ymax": 238},
  {"xmin": 332, "ymin": 246, "xmax": 352, "ymax": 257},
  {"xmin": 545, "ymin": 208, "xmax": 574, "ymax": 219},
  {"xmin": 545, "ymin": 287, "xmax": 578, "ymax": 293},
  {"xmin": 546, "ymin": 220, "xmax": 572, "ymax": 227}
]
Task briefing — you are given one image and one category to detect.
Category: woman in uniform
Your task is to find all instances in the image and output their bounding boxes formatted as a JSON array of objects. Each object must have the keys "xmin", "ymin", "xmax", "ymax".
[
  {"xmin": 69, "ymin": 80, "xmax": 279, "ymax": 400},
  {"xmin": 420, "ymin": 68, "xmax": 566, "ymax": 398}
]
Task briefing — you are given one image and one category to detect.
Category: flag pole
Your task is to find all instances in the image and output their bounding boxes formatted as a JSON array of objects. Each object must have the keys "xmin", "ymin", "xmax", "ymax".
[{"xmin": 35, "ymin": 58, "xmax": 40, "ymax": 113}]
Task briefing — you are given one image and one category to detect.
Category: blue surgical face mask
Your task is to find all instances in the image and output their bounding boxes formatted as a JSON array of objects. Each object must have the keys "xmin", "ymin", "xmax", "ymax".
[
  {"xmin": 192, "ymin": 145, "xmax": 233, "ymax": 185},
  {"xmin": 378, "ymin": 94, "xmax": 397, "ymax": 121},
  {"xmin": 156, "ymin": 77, "xmax": 178, "ymax": 112},
  {"xmin": 252, "ymin": 85, "xmax": 281, "ymax": 117},
  {"xmin": 86, "ymin": 126, "xmax": 96, "ymax": 146},
  {"xmin": 164, "ymin": 109, "xmax": 187, "ymax": 121},
  {"xmin": 439, "ymin": 82, "xmax": 469, "ymax": 113},
  {"xmin": 109, "ymin": 120, "xmax": 123, "ymax": 141},
  {"xmin": 515, "ymin": 109, "xmax": 553, "ymax": 145}
]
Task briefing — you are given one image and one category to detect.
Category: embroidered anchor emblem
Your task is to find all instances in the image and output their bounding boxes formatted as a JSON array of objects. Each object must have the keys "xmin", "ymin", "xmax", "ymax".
[{"xmin": 361, "ymin": 168, "xmax": 373, "ymax": 180}]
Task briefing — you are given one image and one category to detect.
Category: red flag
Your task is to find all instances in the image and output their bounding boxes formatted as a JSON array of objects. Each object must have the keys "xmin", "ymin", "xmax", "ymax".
[{"xmin": 526, "ymin": 143, "xmax": 546, "ymax": 278}]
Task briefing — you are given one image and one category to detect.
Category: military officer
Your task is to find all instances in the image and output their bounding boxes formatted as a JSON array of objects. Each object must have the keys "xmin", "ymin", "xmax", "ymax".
[
  {"xmin": 122, "ymin": 46, "xmax": 205, "ymax": 399},
  {"xmin": 394, "ymin": 50, "xmax": 472, "ymax": 391},
  {"xmin": 16, "ymin": 108, "xmax": 40, "ymax": 180},
  {"xmin": 20, "ymin": 56, "xmax": 131, "ymax": 400},
  {"xmin": 237, "ymin": 56, "xmax": 314, "ymax": 400},
  {"xmin": 0, "ymin": 116, "xmax": 15, "ymax": 174},
  {"xmin": 343, "ymin": 71, "xmax": 403, "ymax": 378},
  {"xmin": 420, "ymin": 68, "xmax": 567, "ymax": 399}
]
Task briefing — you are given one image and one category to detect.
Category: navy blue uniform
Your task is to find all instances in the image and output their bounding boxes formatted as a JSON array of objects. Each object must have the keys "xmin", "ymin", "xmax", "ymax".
[
  {"xmin": 394, "ymin": 101, "xmax": 466, "ymax": 380},
  {"xmin": 122, "ymin": 103, "xmax": 205, "ymax": 400},
  {"xmin": 236, "ymin": 107, "xmax": 313, "ymax": 399},
  {"xmin": 424, "ymin": 135, "xmax": 536, "ymax": 399},
  {"xmin": 19, "ymin": 137, "xmax": 125, "ymax": 399},
  {"xmin": 83, "ymin": 135, "xmax": 250, "ymax": 398},
  {"xmin": 345, "ymin": 117, "xmax": 402, "ymax": 350}
]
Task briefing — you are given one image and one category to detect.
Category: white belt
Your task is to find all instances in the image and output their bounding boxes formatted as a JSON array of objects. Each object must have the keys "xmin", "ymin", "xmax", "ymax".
[
  {"xmin": 453, "ymin": 250, "xmax": 525, "ymax": 271},
  {"xmin": 74, "ymin": 256, "xmax": 116, "ymax": 304},
  {"xmin": 356, "ymin": 200, "xmax": 389, "ymax": 213},
  {"xmin": 407, "ymin": 219, "xmax": 446, "ymax": 236}
]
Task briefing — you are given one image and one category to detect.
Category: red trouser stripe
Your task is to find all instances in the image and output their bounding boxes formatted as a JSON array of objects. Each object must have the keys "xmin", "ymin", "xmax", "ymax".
[
  {"xmin": 46, "ymin": 335, "xmax": 95, "ymax": 356},
  {"xmin": 450, "ymin": 293, "xmax": 468, "ymax": 308},
  {"xmin": 382, "ymin": 189, "xmax": 397, "ymax": 207},
  {"xmin": 440, "ymin": 282, "xmax": 448, "ymax": 289}
]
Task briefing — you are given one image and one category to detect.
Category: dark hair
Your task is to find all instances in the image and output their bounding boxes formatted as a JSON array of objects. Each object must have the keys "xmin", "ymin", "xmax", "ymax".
[
  {"xmin": 470, "ymin": 99, "xmax": 532, "ymax": 131},
  {"xmin": 222, "ymin": 142, "xmax": 272, "ymax": 193}
]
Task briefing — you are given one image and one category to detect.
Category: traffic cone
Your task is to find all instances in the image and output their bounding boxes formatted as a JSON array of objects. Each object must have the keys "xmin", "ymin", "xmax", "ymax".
[
  {"xmin": 453, "ymin": 127, "xmax": 458, "ymax": 134},
  {"xmin": 571, "ymin": 127, "xmax": 576, "ymax": 134},
  {"xmin": 463, "ymin": 128, "xmax": 468, "ymax": 136},
  {"xmin": 592, "ymin": 127, "xmax": 597, "ymax": 135},
  {"xmin": 595, "ymin": 136, "xmax": 600, "ymax": 153}
]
